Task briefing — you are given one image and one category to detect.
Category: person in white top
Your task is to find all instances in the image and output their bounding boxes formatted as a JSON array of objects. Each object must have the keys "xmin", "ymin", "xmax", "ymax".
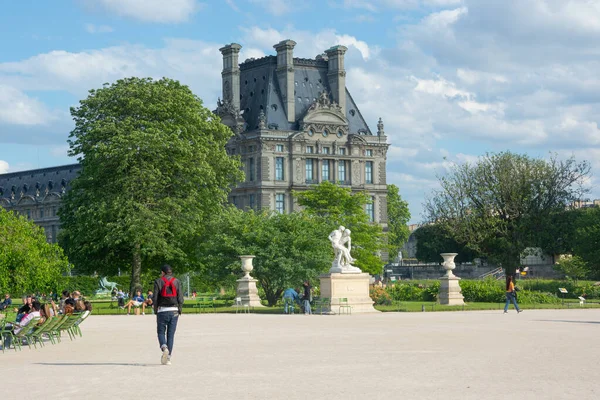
[{"xmin": 2, "ymin": 301, "xmax": 41, "ymax": 349}]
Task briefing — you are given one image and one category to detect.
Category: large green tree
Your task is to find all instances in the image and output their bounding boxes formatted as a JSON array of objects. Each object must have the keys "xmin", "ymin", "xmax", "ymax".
[
  {"xmin": 59, "ymin": 77, "xmax": 243, "ymax": 294},
  {"xmin": 0, "ymin": 208, "xmax": 69, "ymax": 295},
  {"xmin": 196, "ymin": 207, "xmax": 331, "ymax": 306},
  {"xmin": 424, "ymin": 152, "xmax": 590, "ymax": 274},
  {"xmin": 572, "ymin": 207, "xmax": 600, "ymax": 277},
  {"xmin": 414, "ymin": 224, "xmax": 479, "ymax": 263},
  {"xmin": 293, "ymin": 181, "xmax": 385, "ymax": 274},
  {"xmin": 387, "ymin": 184, "xmax": 411, "ymax": 258}
]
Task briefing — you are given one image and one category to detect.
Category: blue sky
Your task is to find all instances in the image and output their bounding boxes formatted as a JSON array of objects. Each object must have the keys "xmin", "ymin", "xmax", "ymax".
[{"xmin": 1, "ymin": 0, "xmax": 599, "ymax": 223}]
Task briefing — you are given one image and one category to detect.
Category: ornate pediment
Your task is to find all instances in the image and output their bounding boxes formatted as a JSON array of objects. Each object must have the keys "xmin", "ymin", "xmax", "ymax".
[
  {"xmin": 299, "ymin": 92, "xmax": 348, "ymax": 135},
  {"xmin": 214, "ymin": 98, "xmax": 246, "ymax": 135}
]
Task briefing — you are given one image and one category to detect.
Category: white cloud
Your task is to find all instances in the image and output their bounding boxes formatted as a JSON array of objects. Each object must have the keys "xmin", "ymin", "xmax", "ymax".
[
  {"xmin": 339, "ymin": 0, "xmax": 463, "ymax": 12},
  {"xmin": 89, "ymin": 0, "xmax": 201, "ymax": 23},
  {"xmin": 225, "ymin": 0, "xmax": 240, "ymax": 12},
  {"xmin": 0, "ymin": 39, "xmax": 222, "ymax": 100},
  {"xmin": 240, "ymin": 27, "xmax": 375, "ymax": 61},
  {"xmin": 85, "ymin": 23, "xmax": 114, "ymax": 33},
  {"xmin": 0, "ymin": 160, "xmax": 8, "ymax": 174},
  {"xmin": 0, "ymin": 85, "xmax": 57, "ymax": 126}
]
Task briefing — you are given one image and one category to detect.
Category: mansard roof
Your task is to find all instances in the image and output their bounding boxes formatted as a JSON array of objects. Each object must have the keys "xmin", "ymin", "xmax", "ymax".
[
  {"xmin": 0, "ymin": 163, "xmax": 81, "ymax": 202},
  {"xmin": 238, "ymin": 56, "xmax": 372, "ymax": 135}
]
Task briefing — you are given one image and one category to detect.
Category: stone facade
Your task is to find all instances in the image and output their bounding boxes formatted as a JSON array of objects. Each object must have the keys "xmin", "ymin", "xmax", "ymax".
[
  {"xmin": 0, "ymin": 39, "xmax": 390, "ymax": 242},
  {"xmin": 216, "ymin": 40, "xmax": 390, "ymax": 226},
  {"xmin": 0, "ymin": 164, "xmax": 81, "ymax": 243}
]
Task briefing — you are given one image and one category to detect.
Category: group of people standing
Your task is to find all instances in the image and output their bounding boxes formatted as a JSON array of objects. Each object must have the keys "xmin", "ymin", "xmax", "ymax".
[{"xmin": 282, "ymin": 281, "xmax": 313, "ymax": 315}]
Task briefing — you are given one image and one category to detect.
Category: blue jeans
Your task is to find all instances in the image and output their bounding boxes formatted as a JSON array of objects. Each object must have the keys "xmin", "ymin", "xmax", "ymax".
[
  {"xmin": 283, "ymin": 297, "xmax": 296, "ymax": 314},
  {"xmin": 504, "ymin": 292, "xmax": 520, "ymax": 312},
  {"xmin": 156, "ymin": 310, "xmax": 179, "ymax": 355},
  {"xmin": 303, "ymin": 300, "xmax": 311, "ymax": 315}
]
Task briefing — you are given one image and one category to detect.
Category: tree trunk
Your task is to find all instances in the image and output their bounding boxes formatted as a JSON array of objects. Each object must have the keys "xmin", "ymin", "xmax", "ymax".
[{"xmin": 130, "ymin": 243, "xmax": 142, "ymax": 296}]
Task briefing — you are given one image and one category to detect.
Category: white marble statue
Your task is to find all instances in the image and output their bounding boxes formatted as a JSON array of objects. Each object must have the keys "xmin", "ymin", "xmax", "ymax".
[{"xmin": 328, "ymin": 226, "xmax": 362, "ymax": 273}]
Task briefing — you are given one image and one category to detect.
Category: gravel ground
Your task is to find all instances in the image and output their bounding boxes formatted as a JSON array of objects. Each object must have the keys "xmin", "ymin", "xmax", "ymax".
[{"xmin": 1, "ymin": 309, "xmax": 599, "ymax": 400}]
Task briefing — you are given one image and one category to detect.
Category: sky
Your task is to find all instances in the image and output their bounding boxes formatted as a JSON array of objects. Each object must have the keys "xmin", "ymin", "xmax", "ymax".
[{"xmin": 1, "ymin": 0, "xmax": 599, "ymax": 223}]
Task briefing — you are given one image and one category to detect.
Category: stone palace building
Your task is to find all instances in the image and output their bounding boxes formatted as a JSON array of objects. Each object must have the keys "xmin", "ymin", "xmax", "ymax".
[{"xmin": 0, "ymin": 40, "xmax": 390, "ymax": 243}]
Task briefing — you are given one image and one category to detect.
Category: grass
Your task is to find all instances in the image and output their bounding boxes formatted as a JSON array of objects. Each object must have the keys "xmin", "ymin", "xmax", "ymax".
[{"xmin": 3, "ymin": 298, "xmax": 599, "ymax": 318}]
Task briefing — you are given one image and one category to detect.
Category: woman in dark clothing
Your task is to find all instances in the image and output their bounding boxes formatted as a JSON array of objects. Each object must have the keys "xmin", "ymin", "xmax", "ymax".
[{"xmin": 302, "ymin": 281, "xmax": 312, "ymax": 315}]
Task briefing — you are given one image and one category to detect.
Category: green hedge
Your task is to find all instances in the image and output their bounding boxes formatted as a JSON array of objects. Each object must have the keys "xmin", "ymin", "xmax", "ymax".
[{"xmin": 383, "ymin": 278, "xmax": 571, "ymax": 304}]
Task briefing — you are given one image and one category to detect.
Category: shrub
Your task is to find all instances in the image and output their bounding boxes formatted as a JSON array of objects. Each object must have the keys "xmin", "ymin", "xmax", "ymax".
[
  {"xmin": 370, "ymin": 286, "xmax": 392, "ymax": 305},
  {"xmin": 516, "ymin": 290, "xmax": 560, "ymax": 304},
  {"xmin": 460, "ymin": 279, "xmax": 505, "ymax": 303}
]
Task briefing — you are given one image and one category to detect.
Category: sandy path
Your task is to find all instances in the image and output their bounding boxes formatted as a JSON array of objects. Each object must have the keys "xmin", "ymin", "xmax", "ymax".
[{"xmin": 1, "ymin": 309, "xmax": 599, "ymax": 399}]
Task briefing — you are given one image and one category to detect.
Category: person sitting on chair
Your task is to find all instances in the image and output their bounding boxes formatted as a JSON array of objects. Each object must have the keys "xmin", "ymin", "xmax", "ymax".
[
  {"xmin": 3, "ymin": 300, "xmax": 42, "ymax": 349},
  {"xmin": 125, "ymin": 290, "xmax": 145, "ymax": 315},
  {"xmin": 142, "ymin": 290, "xmax": 153, "ymax": 315},
  {"xmin": 0, "ymin": 293, "xmax": 12, "ymax": 311}
]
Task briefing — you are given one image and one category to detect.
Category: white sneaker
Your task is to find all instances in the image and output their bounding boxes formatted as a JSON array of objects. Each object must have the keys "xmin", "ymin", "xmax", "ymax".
[
  {"xmin": 142, "ymin": 312, "xmax": 145, "ymax": 315},
  {"xmin": 161, "ymin": 346, "xmax": 169, "ymax": 365},
  {"xmin": 166, "ymin": 356, "xmax": 172, "ymax": 365}
]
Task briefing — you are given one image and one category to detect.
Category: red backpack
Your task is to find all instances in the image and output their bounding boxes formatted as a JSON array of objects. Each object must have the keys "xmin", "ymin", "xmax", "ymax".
[{"xmin": 161, "ymin": 277, "xmax": 177, "ymax": 298}]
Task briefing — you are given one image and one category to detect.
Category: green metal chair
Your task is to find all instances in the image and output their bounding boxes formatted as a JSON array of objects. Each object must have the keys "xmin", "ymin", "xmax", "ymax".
[
  {"xmin": 338, "ymin": 298, "xmax": 352, "ymax": 315},
  {"xmin": 28, "ymin": 316, "xmax": 57, "ymax": 348},
  {"xmin": 6, "ymin": 317, "xmax": 41, "ymax": 350},
  {"xmin": 316, "ymin": 297, "xmax": 331, "ymax": 315}
]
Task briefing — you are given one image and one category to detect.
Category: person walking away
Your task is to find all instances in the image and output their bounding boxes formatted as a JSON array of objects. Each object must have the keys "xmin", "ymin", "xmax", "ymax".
[
  {"xmin": 302, "ymin": 281, "xmax": 312, "ymax": 315},
  {"xmin": 504, "ymin": 275, "xmax": 522, "ymax": 314},
  {"xmin": 153, "ymin": 264, "xmax": 184, "ymax": 365}
]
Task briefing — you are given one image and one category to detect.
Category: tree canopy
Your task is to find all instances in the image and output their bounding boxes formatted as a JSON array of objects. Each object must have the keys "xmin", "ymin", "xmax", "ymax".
[
  {"xmin": 424, "ymin": 152, "xmax": 590, "ymax": 274},
  {"xmin": 293, "ymin": 181, "xmax": 385, "ymax": 274},
  {"xmin": 0, "ymin": 208, "xmax": 69, "ymax": 295},
  {"xmin": 195, "ymin": 207, "xmax": 331, "ymax": 306},
  {"xmin": 59, "ymin": 77, "xmax": 243, "ymax": 294},
  {"xmin": 414, "ymin": 224, "xmax": 479, "ymax": 263},
  {"xmin": 387, "ymin": 184, "xmax": 411, "ymax": 257}
]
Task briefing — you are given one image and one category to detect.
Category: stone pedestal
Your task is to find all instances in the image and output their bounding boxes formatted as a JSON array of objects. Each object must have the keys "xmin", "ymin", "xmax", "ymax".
[
  {"xmin": 319, "ymin": 273, "xmax": 378, "ymax": 313},
  {"xmin": 438, "ymin": 253, "xmax": 465, "ymax": 305},
  {"xmin": 236, "ymin": 277, "xmax": 264, "ymax": 308},
  {"xmin": 438, "ymin": 276, "xmax": 465, "ymax": 305},
  {"xmin": 236, "ymin": 255, "xmax": 264, "ymax": 307}
]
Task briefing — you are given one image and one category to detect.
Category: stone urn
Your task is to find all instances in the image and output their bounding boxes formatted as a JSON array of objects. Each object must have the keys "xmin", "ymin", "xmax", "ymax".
[
  {"xmin": 440, "ymin": 253, "xmax": 458, "ymax": 278},
  {"xmin": 240, "ymin": 255, "xmax": 255, "ymax": 279}
]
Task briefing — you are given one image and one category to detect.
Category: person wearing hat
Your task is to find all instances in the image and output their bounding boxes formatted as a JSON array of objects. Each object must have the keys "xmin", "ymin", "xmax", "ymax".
[{"xmin": 152, "ymin": 264, "xmax": 184, "ymax": 365}]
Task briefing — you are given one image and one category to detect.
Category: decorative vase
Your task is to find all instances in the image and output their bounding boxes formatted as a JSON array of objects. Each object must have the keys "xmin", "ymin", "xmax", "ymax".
[
  {"xmin": 440, "ymin": 253, "xmax": 458, "ymax": 278},
  {"xmin": 240, "ymin": 255, "xmax": 255, "ymax": 279}
]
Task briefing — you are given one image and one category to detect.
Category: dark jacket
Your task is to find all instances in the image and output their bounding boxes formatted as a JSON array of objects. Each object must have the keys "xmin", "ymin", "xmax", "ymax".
[{"xmin": 152, "ymin": 274, "xmax": 184, "ymax": 314}]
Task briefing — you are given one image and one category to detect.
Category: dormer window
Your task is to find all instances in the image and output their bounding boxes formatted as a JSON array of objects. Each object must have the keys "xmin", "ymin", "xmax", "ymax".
[{"xmin": 323, "ymin": 129, "xmax": 329, "ymax": 137}]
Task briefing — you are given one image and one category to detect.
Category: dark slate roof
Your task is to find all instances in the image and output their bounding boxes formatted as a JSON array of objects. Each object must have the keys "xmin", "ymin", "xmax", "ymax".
[
  {"xmin": 239, "ymin": 56, "xmax": 372, "ymax": 134},
  {"xmin": 0, "ymin": 164, "xmax": 81, "ymax": 199}
]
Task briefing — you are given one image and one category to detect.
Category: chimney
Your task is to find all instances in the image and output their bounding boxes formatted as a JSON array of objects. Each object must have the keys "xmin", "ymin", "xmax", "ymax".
[
  {"xmin": 324, "ymin": 45, "xmax": 348, "ymax": 115},
  {"xmin": 274, "ymin": 40, "xmax": 297, "ymax": 123},
  {"xmin": 219, "ymin": 43, "xmax": 242, "ymax": 113}
]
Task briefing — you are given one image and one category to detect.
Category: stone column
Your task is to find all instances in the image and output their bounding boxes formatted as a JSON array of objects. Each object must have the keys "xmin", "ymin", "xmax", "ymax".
[
  {"xmin": 219, "ymin": 43, "xmax": 242, "ymax": 111},
  {"xmin": 325, "ymin": 45, "xmax": 348, "ymax": 115},
  {"xmin": 274, "ymin": 40, "xmax": 296, "ymax": 123},
  {"xmin": 438, "ymin": 253, "xmax": 465, "ymax": 306},
  {"xmin": 236, "ymin": 255, "xmax": 265, "ymax": 307}
]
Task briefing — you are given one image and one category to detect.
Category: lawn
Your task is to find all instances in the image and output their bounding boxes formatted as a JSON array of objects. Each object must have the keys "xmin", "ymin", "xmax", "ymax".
[{"xmin": 3, "ymin": 297, "xmax": 599, "ymax": 318}]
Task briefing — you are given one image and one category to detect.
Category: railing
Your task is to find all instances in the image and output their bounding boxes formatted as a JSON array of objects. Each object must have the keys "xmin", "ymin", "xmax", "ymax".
[{"xmin": 478, "ymin": 267, "xmax": 504, "ymax": 280}]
